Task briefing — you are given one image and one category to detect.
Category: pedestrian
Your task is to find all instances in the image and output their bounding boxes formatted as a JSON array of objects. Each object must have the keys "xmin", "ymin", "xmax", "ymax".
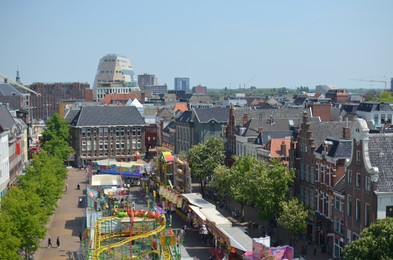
[
  {"xmin": 79, "ymin": 232, "xmax": 83, "ymax": 242},
  {"xmin": 56, "ymin": 237, "xmax": 60, "ymax": 248},
  {"xmin": 47, "ymin": 237, "xmax": 53, "ymax": 248}
]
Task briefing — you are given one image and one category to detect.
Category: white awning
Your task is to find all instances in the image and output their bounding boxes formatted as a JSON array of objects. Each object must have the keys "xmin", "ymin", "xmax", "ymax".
[
  {"xmin": 181, "ymin": 193, "xmax": 215, "ymax": 209},
  {"xmin": 200, "ymin": 208, "xmax": 232, "ymax": 227},
  {"xmin": 91, "ymin": 174, "xmax": 122, "ymax": 186},
  {"xmin": 219, "ymin": 226, "xmax": 253, "ymax": 252},
  {"xmin": 189, "ymin": 205, "xmax": 207, "ymax": 221}
]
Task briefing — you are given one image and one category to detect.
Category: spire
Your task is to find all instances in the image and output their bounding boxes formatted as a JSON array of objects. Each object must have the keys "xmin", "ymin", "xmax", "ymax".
[{"xmin": 16, "ymin": 66, "xmax": 20, "ymax": 83}]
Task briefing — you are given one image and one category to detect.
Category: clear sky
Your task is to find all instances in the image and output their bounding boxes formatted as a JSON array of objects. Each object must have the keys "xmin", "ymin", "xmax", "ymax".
[{"xmin": 0, "ymin": 0, "xmax": 392, "ymax": 90}]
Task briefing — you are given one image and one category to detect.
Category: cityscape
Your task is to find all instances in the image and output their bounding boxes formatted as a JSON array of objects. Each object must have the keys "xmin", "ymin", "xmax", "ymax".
[{"xmin": 1, "ymin": 1, "xmax": 393, "ymax": 260}]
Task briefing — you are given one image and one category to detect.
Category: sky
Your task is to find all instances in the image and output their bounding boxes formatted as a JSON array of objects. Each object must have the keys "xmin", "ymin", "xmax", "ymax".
[{"xmin": 0, "ymin": 0, "xmax": 392, "ymax": 90}]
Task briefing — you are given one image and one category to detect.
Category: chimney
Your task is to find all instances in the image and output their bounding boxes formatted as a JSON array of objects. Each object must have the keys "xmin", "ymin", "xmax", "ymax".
[
  {"xmin": 243, "ymin": 113, "xmax": 249, "ymax": 126},
  {"xmin": 140, "ymin": 92, "xmax": 145, "ymax": 104},
  {"xmin": 280, "ymin": 141, "xmax": 287, "ymax": 156},
  {"xmin": 343, "ymin": 118, "xmax": 350, "ymax": 139}
]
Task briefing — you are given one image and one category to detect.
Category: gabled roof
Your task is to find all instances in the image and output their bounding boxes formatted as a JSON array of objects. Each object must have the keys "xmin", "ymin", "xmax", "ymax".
[
  {"xmin": 254, "ymin": 131, "xmax": 292, "ymax": 146},
  {"xmin": 368, "ymin": 133, "xmax": 393, "ymax": 192},
  {"xmin": 157, "ymin": 107, "xmax": 174, "ymax": 120},
  {"xmin": 266, "ymin": 138, "xmax": 291, "ymax": 157},
  {"xmin": 163, "ymin": 121, "xmax": 176, "ymax": 134},
  {"xmin": 193, "ymin": 107, "xmax": 229, "ymax": 123},
  {"xmin": 315, "ymin": 138, "xmax": 352, "ymax": 159},
  {"xmin": 177, "ymin": 110, "xmax": 193, "ymax": 123},
  {"xmin": 309, "ymin": 121, "xmax": 350, "ymax": 149},
  {"xmin": 173, "ymin": 103, "xmax": 188, "ymax": 113},
  {"xmin": 64, "ymin": 109, "xmax": 80, "ymax": 123},
  {"xmin": 0, "ymin": 105, "xmax": 16, "ymax": 131},
  {"xmin": 72, "ymin": 106, "xmax": 145, "ymax": 126},
  {"xmin": 0, "ymin": 83, "xmax": 22, "ymax": 96},
  {"xmin": 357, "ymin": 102, "xmax": 393, "ymax": 112},
  {"xmin": 333, "ymin": 175, "xmax": 346, "ymax": 194}
]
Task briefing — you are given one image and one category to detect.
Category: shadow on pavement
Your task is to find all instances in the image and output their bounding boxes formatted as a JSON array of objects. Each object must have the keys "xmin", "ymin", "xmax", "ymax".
[{"xmin": 65, "ymin": 217, "xmax": 84, "ymax": 236}]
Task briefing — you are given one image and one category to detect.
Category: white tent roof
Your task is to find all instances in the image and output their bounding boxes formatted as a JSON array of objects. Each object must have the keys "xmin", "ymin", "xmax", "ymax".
[
  {"xmin": 189, "ymin": 205, "xmax": 207, "ymax": 221},
  {"xmin": 200, "ymin": 208, "xmax": 232, "ymax": 227},
  {"xmin": 91, "ymin": 174, "xmax": 122, "ymax": 186},
  {"xmin": 219, "ymin": 226, "xmax": 253, "ymax": 252},
  {"xmin": 181, "ymin": 193, "xmax": 215, "ymax": 209}
]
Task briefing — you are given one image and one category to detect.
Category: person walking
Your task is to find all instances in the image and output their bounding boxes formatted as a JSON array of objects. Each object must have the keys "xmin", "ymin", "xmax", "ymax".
[
  {"xmin": 79, "ymin": 232, "xmax": 83, "ymax": 242},
  {"xmin": 56, "ymin": 237, "xmax": 60, "ymax": 248},
  {"xmin": 47, "ymin": 237, "xmax": 53, "ymax": 248}
]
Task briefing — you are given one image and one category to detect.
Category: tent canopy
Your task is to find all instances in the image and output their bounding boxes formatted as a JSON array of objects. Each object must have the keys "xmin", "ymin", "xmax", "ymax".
[
  {"xmin": 220, "ymin": 226, "xmax": 253, "ymax": 252},
  {"xmin": 91, "ymin": 174, "xmax": 122, "ymax": 186},
  {"xmin": 182, "ymin": 193, "xmax": 216, "ymax": 209}
]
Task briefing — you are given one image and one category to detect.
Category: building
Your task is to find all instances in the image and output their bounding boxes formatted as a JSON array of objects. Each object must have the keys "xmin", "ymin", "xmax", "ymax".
[
  {"xmin": 0, "ymin": 130, "xmax": 10, "ymax": 198},
  {"xmin": 29, "ymin": 82, "xmax": 90, "ymax": 120},
  {"xmin": 344, "ymin": 118, "xmax": 393, "ymax": 246},
  {"xmin": 70, "ymin": 106, "xmax": 146, "ymax": 167},
  {"xmin": 174, "ymin": 78, "xmax": 190, "ymax": 93},
  {"xmin": 355, "ymin": 101, "xmax": 393, "ymax": 128},
  {"xmin": 93, "ymin": 54, "xmax": 139, "ymax": 101},
  {"xmin": 192, "ymin": 85, "xmax": 207, "ymax": 95},
  {"xmin": 0, "ymin": 105, "xmax": 27, "ymax": 187},
  {"xmin": 175, "ymin": 111, "xmax": 193, "ymax": 154},
  {"xmin": 138, "ymin": 74, "xmax": 157, "ymax": 90},
  {"xmin": 0, "ymin": 83, "xmax": 30, "ymax": 112},
  {"xmin": 325, "ymin": 89, "xmax": 349, "ymax": 104},
  {"xmin": 143, "ymin": 84, "xmax": 168, "ymax": 95}
]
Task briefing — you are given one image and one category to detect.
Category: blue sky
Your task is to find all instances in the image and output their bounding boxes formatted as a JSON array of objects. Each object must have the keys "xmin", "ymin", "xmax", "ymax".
[{"xmin": 0, "ymin": 0, "xmax": 392, "ymax": 89}]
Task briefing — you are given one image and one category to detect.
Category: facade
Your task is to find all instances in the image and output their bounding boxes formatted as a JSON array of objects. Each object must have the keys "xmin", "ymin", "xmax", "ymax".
[
  {"xmin": 29, "ymin": 82, "xmax": 90, "ymax": 120},
  {"xmin": 144, "ymin": 125, "xmax": 158, "ymax": 153},
  {"xmin": 0, "ymin": 105, "xmax": 26, "ymax": 187},
  {"xmin": 291, "ymin": 112, "xmax": 349, "ymax": 247},
  {"xmin": 143, "ymin": 84, "xmax": 168, "ymax": 95},
  {"xmin": 174, "ymin": 78, "xmax": 190, "ymax": 93},
  {"xmin": 138, "ymin": 74, "xmax": 157, "ymax": 90},
  {"xmin": 0, "ymin": 131, "xmax": 10, "ymax": 198},
  {"xmin": 355, "ymin": 101, "xmax": 393, "ymax": 128},
  {"xmin": 175, "ymin": 111, "xmax": 193, "ymax": 154},
  {"xmin": 93, "ymin": 54, "xmax": 139, "ymax": 101},
  {"xmin": 313, "ymin": 137, "xmax": 351, "ymax": 255},
  {"xmin": 192, "ymin": 85, "xmax": 207, "ymax": 95},
  {"xmin": 344, "ymin": 118, "xmax": 393, "ymax": 246},
  {"xmin": 325, "ymin": 89, "xmax": 349, "ymax": 104},
  {"xmin": 70, "ymin": 106, "xmax": 146, "ymax": 167}
]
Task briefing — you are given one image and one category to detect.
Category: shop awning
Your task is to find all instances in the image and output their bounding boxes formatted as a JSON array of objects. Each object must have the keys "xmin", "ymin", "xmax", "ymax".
[
  {"xmin": 182, "ymin": 193, "xmax": 215, "ymax": 209},
  {"xmin": 162, "ymin": 151, "xmax": 174, "ymax": 162},
  {"xmin": 219, "ymin": 226, "xmax": 253, "ymax": 252},
  {"xmin": 200, "ymin": 208, "xmax": 232, "ymax": 227},
  {"xmin": 189, "ymin": 205, "xmax": 207, "ymax": 221},
  {"xmin": 91, "ymin": 174, "xmax": 122, "ymax": 186}
]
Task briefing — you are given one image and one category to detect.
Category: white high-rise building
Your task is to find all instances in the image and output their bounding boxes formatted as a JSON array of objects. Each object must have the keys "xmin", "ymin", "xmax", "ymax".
[{"xmin": 93, "ymin": 54, "xmax": 140, "ymax": 101}]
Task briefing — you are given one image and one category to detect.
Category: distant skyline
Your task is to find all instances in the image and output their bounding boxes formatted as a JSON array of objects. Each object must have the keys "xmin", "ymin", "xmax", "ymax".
[{"xmin": 0, "ymin": 0, "xmax": 392, "ymax": 90}]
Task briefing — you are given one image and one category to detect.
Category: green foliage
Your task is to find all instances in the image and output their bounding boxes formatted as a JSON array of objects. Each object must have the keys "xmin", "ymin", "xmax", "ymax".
[
  {"xmin": 255, "ymin": 160, "xmax": 295, "ymax": 220},
  {"xmin": 277, "ymin": 198, "xmax": 308, "ymax": 236},
  {"xmin": 41, "ymin": 113, "xmax": 74, "ymax": 161},
  {"xmin": 0, "ymin": 213, "xmax": 21, "ymax": 260},
  {"xmin": 1, "ymin": 187, "xmax": 47, "ymax": 257},
  {"xmin": 188, "ymin": 137, "xmax": 225, "ymax": 189},
  {"xmin": 343, "ymin": 218, "xmax": 393, "ymax": 260},
  {"xmin": 378, "ymin": 91, "xmax": 393, "ymax": 103}
]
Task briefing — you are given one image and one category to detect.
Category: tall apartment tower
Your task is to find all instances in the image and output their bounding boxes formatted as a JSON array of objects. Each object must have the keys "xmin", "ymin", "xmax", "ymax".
[
  {"xmin": 93, "ymin": 54, "xmax": 139, "ymax": 101},
  {"xmin": 138, "ymin": 73, "xmax": 158, "ymax": 91},
  {"xmin": 174, "ymin": 77, "xmax": 190, "ymax": 93}
]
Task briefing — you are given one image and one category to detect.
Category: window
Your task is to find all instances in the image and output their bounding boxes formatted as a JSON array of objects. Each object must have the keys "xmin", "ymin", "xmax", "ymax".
[
  {"xmin": 356, "ymin": 150, "xmax": 361, "ymax": 163},
  {"xmin": 116, "ymin": 128, "xmax": 120, "ymax": 136},
  {"xmin": 137, "ymin": 127, "xmax": 141, "ymax": 136},
  {"xmin": 365, "ymin": 176, "xmax": 371, "ymax": 192},
  {"xmin": 82, "ymin": 128, "xmax": 86, "ymax": 137},
  {"xmin": 381, "ymin": 114, "xmax": 386, "ymax": 124},
  {"xmin": 388, "ymin": 114, "xmax": 392, "ymax": 124},
  {"xmin": 374, "ymin": 114, "xmax": 379, "ymax": 126},
  {"xmin": 347, "ymin": 170, "xmax": 352, "ymax": 185},
  {"xmin": 120, "ymin": 128, "xmax": 125, "ymax": 136},
  {"xmin": 356, "ymin": 199, "xmax": 361, "ymax": 222},
  {"xmin": 82, "ymin": 141, "xmax": 86, "ymax": 151},
  {"xmin": 347, "ymin": 195, "xmax": 352, "ymax": 217},
  {"xmin": 210, "ymin": 122, "xmax": 215, "ymax": 133},
  {"xmin": 86, "ymin": 128, "xmax": 91, "ymax": 137},
  {"xmin": 132, "ymin": 127, "xmax": 136, "ymax": 136},
  {"xmin": 356, "ymin": 173, "xmax": 361, "ymax": 188},
  {"xmin": 99, "ymin": 140, "xmax": 103, "ymax": 150},
  {"xmin": 87, "ymin": 141, "xmax": 91, "ymax": 150},
  {"xmin": 365, "ymin": 203, "xmax": 370, "ymax": 227}
]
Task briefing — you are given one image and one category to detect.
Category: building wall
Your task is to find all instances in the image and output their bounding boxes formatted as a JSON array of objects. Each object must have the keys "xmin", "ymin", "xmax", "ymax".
[
  {"xmin": 30, "ymin": 82, "xmax": 90, "ymax": 120},
  {"xmin": 0, "ymin": 131, "xmax": 10, "ymax": 198},
  {"xmin": 192, "ymin": 85, "xmax": 207, "ymax": 95},
  {"xmin": 72, "ymin": 125, "xmax": 145, "ymax": 167},
  {"xmin": 144, "ymin": 125, "xmax": 158, "ymax": 152},
  {"xmin": 174, "ymin": 78, "xmax": 190, "ymax": 93}
]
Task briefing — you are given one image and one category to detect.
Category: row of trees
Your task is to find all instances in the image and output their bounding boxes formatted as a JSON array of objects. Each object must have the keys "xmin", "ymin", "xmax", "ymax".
[
  {"xmin": 188, "ymin": 138, "xmax": 308, "ymax": 238},
  {"xmin": 0, "ymin": 114, "xmax": 72, "ymax": 259}
]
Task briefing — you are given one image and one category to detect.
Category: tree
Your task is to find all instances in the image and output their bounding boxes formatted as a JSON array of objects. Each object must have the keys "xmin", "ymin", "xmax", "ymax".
[
  {"xmin": 277, "ymin": 198, "xmax": 308, "ymax": 236},
  {"xmin": 343, "ymin": 218, "xmax": 393, "ymax": 260},
  {"xmin": 188, "ymin": 137, "xmax": 225, "ymax": 193},
  {"xmin": 0, "ymin": 212, "xmax": 20, "ymax": 259},
  {"xmin": 1, "ymin": 187, "xmax": 47, "ymax": 258},
  {"xmin": 378, "ymin": 91, "xmax": 393, "ymax": 103},
  {"xmin": 255, "ymin": 159, "xmax": 295, "ymax": 220},
  {"xmin": 41, "ymin": 113, "xmax": 73, "ymax": 161}
]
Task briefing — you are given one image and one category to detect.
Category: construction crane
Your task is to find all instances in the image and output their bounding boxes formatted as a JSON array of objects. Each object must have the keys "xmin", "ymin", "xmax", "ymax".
[
  {"xmin": 242, "ymin": 74, "xmax": 258, "ymax": 89},
  {"xmin": 0, "ymin": 73, "xmax": 40, "ymax": 96},
  {"xmin": 349, "ymin": 78, "xmax": 388, "ymax": 90}
]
